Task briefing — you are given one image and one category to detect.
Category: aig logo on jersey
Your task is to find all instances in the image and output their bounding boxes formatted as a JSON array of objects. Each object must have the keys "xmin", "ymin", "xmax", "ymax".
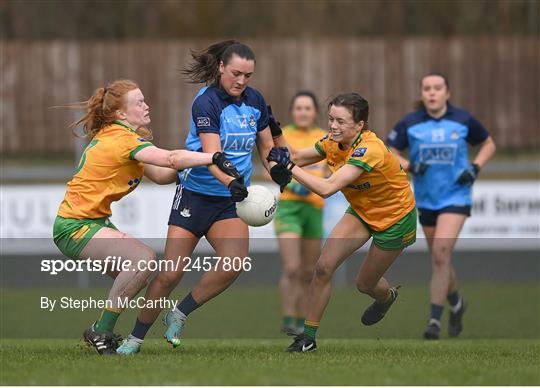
[
  {"xmin": 197, "ymin": 117, "xmax": 211, "ymax": 127},
  {"xmin": 352, "ymin": 147, "xmax": 367, "ymax": 157},
  {"xmin": 419, "ymin": 144, "xmax": 457, "ymax": 164},
  {"xmin": 224, "ymin": 133, "xmax": 256, "ymax": 154}
]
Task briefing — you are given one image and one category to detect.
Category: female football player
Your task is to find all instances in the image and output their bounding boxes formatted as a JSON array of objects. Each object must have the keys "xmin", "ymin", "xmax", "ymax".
[
  {"xmin": 386, "ymin": 73, "xmax": 496, "ymax": 339},
  {"xmin": 117, "ymin": 40, "xmax": 290, "ymax": 354},
  {"xmin": 275, "ymin": 91, "xmax": 327, "ymax": 335},
  {"xmin": 53, "ymin": 79, "xmax": 237, "ymax": 355},
  {"xmin": 268, "ymin": 92, "xmax": 417, "ymax": 352}
]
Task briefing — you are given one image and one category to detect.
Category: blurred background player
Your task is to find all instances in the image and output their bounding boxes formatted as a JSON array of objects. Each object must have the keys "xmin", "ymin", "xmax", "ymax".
[
  {"xmin": 268, "ymin": 93, "xmax": 417, "ymax": 352},
  {"xmin": 117, "ymin": 40, "xmax": 291, "ymax": 355},
  {"xmin": 53, "ymin": 79, "xmax": 236, "ymax": 355},
  {"xmin": 274, "ymin": 91, "xmax": 327, "ymax": 335},
  {"xmin": 386, "ymin": 73, "xmax": 496, "ymax": 340}
]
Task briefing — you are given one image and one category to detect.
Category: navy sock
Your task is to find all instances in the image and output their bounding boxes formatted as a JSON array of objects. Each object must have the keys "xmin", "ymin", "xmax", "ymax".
[
  {"xmin": 430, "ymin": 303, "xmax": 444, "ymax": 322},
  {"xmin": 131, "ymin": 318, "xmax": 152, "ymax": 340},
  {"xmin": 447, "ymin": 290, "xmax": 460, "ymax": 306},
  {"xmin": 176, "ymin": 292, "xmax": 200, "ymax": 316}
]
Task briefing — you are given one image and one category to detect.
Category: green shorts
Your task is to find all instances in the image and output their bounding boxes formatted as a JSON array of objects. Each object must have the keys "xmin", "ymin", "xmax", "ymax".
[
  {"xmin": 53, "ymin": 216, "xmax": 117, "ymax": 259},
  {"xmin": 274, "ymin": 200, "xmax": 323, "ymax": 239},
  {"xmin": 346, "ymin": 207, "xmax": 417, "ymax": 251}
]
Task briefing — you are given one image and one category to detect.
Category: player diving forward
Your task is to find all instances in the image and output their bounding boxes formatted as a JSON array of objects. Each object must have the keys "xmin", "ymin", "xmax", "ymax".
[
  {"xmin": 267, "ymin": 92, "xmax": 417, "ymax": 352},
  {"xmin": 53, "ymin": 79, "xmax": 238, "ymax": 355}
]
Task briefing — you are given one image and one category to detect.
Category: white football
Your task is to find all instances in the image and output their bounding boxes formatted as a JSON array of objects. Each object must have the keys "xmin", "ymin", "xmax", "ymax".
[{"xmin": 236, "ymin": 185, "xmax": 277, "ymax": 227}]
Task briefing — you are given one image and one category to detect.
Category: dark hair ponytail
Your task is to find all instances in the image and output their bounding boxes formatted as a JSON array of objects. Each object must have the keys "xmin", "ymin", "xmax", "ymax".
[
  {"xmin": 182, "ymin": 40, "xmax": 256, "ymax": 85},
  {"xmin": 328, "ymin": 92, "xmax": 369, "ymax": 129}
]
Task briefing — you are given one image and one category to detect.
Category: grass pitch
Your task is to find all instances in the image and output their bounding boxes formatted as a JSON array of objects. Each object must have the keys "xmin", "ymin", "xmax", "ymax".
[
  {"xmin": 1, "ymin": 284, "xmax": 539, "ymax": 385},
  {"xmin": 1, "ymin": 339, "xmax": 539, "ymax": 385}
]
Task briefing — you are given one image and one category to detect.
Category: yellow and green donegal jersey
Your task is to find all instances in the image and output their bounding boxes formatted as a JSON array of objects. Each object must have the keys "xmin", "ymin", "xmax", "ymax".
[
  {"xmin": 315, "ymin": 130, "xmax": 415, "ymax": 231},
  {"xmin": 280, "ymin": 125, "xmax": 328, "ymax": 209},
  {"xmin": 57, "ymin": 121, "xmax": 153, "ymax": 219}
]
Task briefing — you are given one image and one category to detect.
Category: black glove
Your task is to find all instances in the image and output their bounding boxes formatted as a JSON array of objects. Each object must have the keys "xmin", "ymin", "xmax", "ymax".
[
  {"xmin": 267, "ymin": 105, "xmax": 283, "ymax": 138},
  {"xmin": 228, "ymin": 177, "xmax": 248, "ymax": 202},
  {"xmin": 409, "ymin": 161, "xmax": 430, "ymax": 176},
  {"xmin": 267, "ymin": 147, "xmax": 291, "ymax": 167},
  {"xmin": 213, "ymin": 152, "xmax": 241, "ymax": 179},
  {"xmin": 457, "ymin": 163, "xmax": 480, "ymax": 186},
  {"xmin": 270, "ymin": 164, "xmax": 293, "ymax": 193}
]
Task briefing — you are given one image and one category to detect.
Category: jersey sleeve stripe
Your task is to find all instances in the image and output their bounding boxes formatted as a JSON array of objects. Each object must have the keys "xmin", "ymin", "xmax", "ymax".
[
  {"xmin": 129, "ymin": 143, "xmax": 153, "ymax": 160},
  {"xmin": 196, "ymin": 128, "xmax": 220, "ymax": 135},
  {"xmin": 347, "ymin": 159, "xmax": 373, "ymax": 172},
  {"xmin": 314, "ymin": 142, "xmax": 326, "ymax": 156}
]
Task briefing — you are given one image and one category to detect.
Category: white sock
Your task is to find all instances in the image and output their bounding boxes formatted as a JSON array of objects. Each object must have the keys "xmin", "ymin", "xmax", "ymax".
[
  {"xmin": 128, "ymin": 334, "xmax": 144, "ymax": 344},
  {"xmin": 449, "ymin": 298, "xmax": 462, "ymax": 314},
  {"xmin": 174, "ymin": 307, "xmax": 187, "ymax": 320}
]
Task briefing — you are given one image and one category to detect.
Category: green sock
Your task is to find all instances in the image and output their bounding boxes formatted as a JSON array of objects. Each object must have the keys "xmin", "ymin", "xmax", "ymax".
[
  {"xmin": 295, "ymin": 317, "xmax": 305, "ymax": 328},
  {"xmin": 304, "ymin": 320, "xmax": 319, "ymax": 339},
  {"xmin": 94, "ymin": 308, "xmax": 121, "ymax": 334},
  {"xmin": 283, "ymin": 316, "xmax": 295, "ymax": 327}
]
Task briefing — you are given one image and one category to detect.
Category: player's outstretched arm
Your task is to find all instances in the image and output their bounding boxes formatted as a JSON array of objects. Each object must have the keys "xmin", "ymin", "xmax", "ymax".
[
  {"xmin": 291, "ymin": 163, "xmax": 363, "ymax": 198},
  {"xmin": 268, "ymin": 146, "xmax": 363, "ymax": 198},
  {"xmin": 134, "ymin": 145, "xmax": 213, "ymax": 170},
  {"xmin": 292, "ymin": 147, "xmax": 325, "ymax": 167},
  {"xmin": 143, "ymin": 164, "xmax": 177, "ymax": 185},
  {"xmin": 136, "ymin": 144, "xmax": 241, "ymax": 178}
]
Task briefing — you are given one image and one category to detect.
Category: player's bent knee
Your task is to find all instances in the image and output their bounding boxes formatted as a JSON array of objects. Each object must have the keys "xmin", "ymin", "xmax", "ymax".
[
  {"xmin": 431, "ymin": 252, "xmax": 451, "ymax": 269},
  {"xmin": 300, "ymin": 268, "xmax": 315, "ymax": 284},
  {"xmin": 314, "ymin": 262, "xmax": 334, "ymax": 281},
  {"xmin": 140, "ymin": 246, "xmax": 157, "ymax": 262},
  {"xmin": 156, "ymin": 271, "xmax": 181, "ymax": 289},
  {"xmin": 282, "ymin": 265, "xmax": 301, "ymax": 280}
]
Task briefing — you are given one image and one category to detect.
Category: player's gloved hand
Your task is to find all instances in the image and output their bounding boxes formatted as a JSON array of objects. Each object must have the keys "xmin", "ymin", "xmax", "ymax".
[
  {"xmin": 270, "ymin": 164, "xmax": 292, "ymax": 193},
  {"xmin": 457, "ymin": 163, "xmax": 480, "ymax": 186},
  {"xmin": 267, "ymin": 147, "xmax": 291, "ymax": 166},
  {"xmin": 212, "ymin": 152, "xmax": 241, "ymax": 179},
  {"xmin": 228, "ymin": 177, "xmax": 248, "ymax": 202},
  {"xmin": 408, "ymin": 161, "xmax": 430, "ymax": 176},
  {"xmin": 287, "ymin": 181, "xmax": 310, "ymax": 196},
  {"xmin": 267, "ymin": 147, "xmax": 295, "ymax": 192},
  {"xmin": 267, "ymin": 105, "xmax": 283, "ymax": 138}
]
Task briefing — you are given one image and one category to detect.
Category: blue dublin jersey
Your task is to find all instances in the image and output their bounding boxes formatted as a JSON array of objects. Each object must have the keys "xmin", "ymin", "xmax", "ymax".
[
  {"xmin": 179, "ymin": 85, "xmax": 269, "ymax": 196},
  {"xmin": 386, "ymin": 104, "xmax": 489, "ymax": 210}
]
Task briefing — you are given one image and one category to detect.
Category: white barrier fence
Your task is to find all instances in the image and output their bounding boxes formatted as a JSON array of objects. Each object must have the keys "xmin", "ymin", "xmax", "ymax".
[{"xmin": 1, "ymin": 181, "xmax": 539, "ymax": 254}]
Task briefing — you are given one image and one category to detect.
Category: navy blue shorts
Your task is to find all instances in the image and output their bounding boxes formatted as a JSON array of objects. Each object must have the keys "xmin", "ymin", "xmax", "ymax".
[
  {"xmin": 168, "ymin": 186, "xmax": 238, "ymax": 237},
  {"xmin": 418, "ymin": 205, "xmax": 471, "ymax": 227}
]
